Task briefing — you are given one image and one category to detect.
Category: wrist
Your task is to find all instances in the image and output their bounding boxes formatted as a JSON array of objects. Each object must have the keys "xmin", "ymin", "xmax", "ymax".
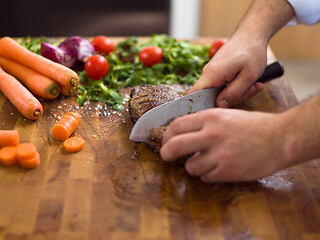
[
  {"xmin": 278, "ymin": 96, "xmax": 320, "ymax": 167},
  {"xmin": 277, "ymin": 111, "xmax": 303, "ymax": 168},
  {"xmin": 234, "ymin": 0, "xmax": 295, "ymax": 43}
]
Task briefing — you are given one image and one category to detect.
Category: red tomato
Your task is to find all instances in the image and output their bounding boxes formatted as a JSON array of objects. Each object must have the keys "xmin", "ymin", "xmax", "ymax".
[
  {"xmin": 209, "ymin": 38, "xmax": 227, "ymax": 58},
  {"xmin": 138, "ymin": 46, "xmax": 163, "ymax": 67},
  {"xmin": 85, "ymin": 55, "xmax": 109, "ymax": 80},
  {"xmin": 91, "ymin": 36, "xmax": 115, "ymax": 55}
]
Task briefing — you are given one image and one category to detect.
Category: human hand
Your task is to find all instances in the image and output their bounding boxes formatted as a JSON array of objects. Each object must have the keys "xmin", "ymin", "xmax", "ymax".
[
  {"xmin": 190, "ymin": 34, "xmax": 268, "ymax": 108},
  {"xmin": 160, "ymin": 108, "xmax": 292, "ymax": 183}
]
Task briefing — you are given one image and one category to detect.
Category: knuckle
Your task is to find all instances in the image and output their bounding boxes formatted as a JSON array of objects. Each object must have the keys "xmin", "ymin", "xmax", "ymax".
[
  {"xmin": 202, "ymin": 61, "xmax": 220, "ymax": 77},
  {"xmin": 216, "ymin": 163, "xmax": 230, "ymax": 178},
  {"xmin": 208, "ymin": 154, "xmax": 231, "ymax": 179},
  {"xmin": 211, "ymin": 165, "xmax": 233, "ymax": 182},
  {"xmin": 202, "ymin": 62, "xmax": 210, "ymax": 74},
  {"xmin": 243, "ymin": 62, "xmax": 265, "ymax": 82},
  {"xmin": 165, "ymin": 138, "xmax": 182, "ymax": 157},
  {"xmin": 201, "ymin": 173, "xmax": 217, "ymax": 183},
  {"xmin": 201, "ymin": 121, "xmax": 224, "ymax": 137},
  {"xmin": 169, "ymin": 117, "xmax": 184, "ymax": 134},
  {"xmin": 200, "ymin": 175, "xmax": 211, "ymax": 183},
  {"xmin": 202, "ymin": 61, "xmax": 218, "ymax": 74},
  {"xmin": 243, "ymin": 68, "xmax": 257, "ymax": 81},
  {"xmin": 212, "ymin": 167, "xmax": 224, "ymax": 179},
  {"xmin": 215, "ymin": 153, "xmax": 243, "ymax": 181},
  {"xmin": 185, "ymin": 161, "xmax": 198, "ymax": 176},
  {"xmin": 202, "ymin": 130, "xmax": 221, "ymax": 142},
  {"xmin": 200, "ymin": 109, "xmax": 221, "ymax": 122},
  {"xmin": 227, "ymin": 87, "xmax": 244, "ymax": 101}
]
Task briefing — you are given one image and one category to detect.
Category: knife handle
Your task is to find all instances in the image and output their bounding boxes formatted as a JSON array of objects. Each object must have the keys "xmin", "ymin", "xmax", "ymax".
[{"xmin": 256, "ymin": 61, "xmax": 284, "ymax": 83}]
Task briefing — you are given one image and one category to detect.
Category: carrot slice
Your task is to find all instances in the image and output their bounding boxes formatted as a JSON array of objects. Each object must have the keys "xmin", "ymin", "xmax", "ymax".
[
  {"xmin": 0, "ymin": 36, "xmax": 79, "ymax": 87},
  {"xmin": 19, "ymin": 151, "xmax": 40, "ymax": 169},
  {"xmin": 0, "ymin": 146, "xmax": 18, "ymax": 166},
  {"xmin": 16, "ymin": 143, "xmax": 37, "ymax": 162},
  {"xmin": 0, "ymin": 57, "xmax": 60, "ymax": 99},
  {"xmin": 51, "ymin": 123, "xmax": 72, "ymax": 141},
  {"xmin": 52, "ymin": 112, "xmax": 81, "ymax": 141},
  {"xmin": 0, "ymin": 130, "xmax": 19, "ymax": 148},
  {"xmin": 65, "ymin": 112, "xmax": 81, "ymax": 124},
  {"xmin": 63, "ymin": 137, "xmax": 84, "ymax": 152},
  {"xmin": 0, "ymin": 67, "xmax": 43, "ymax": 120}
]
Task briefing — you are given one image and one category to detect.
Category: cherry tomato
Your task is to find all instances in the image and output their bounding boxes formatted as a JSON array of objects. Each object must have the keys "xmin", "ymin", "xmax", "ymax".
[
  {"xmin": 138, "ymin": 46, "xmax": 163, "ymax": 67},
  {"xmin": 85, "ymin": 55, "xmax": 109, "ymax": 80},
  {"xmin": 209, "ymin": 38, "xmax": 227, "ymax": 58},
  {"xmin": 91, "ymin": 36, "xmax": 115, "ymax": 55}
]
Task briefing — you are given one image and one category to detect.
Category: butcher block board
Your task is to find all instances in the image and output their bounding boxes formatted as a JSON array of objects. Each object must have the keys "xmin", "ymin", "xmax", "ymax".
[{"xmin": 1, "ymin": 38, "xmax": 320, "ymax": 240}]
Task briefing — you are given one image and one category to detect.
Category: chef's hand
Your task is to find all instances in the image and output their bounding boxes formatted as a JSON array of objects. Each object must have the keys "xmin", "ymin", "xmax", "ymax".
[
  {"xmin": 189, "ymin": 34, "xmax": 268, "ymax": 108},
  {"xmin": 160, "ymin": 108, "xmax": 291, "ymax": 183}
]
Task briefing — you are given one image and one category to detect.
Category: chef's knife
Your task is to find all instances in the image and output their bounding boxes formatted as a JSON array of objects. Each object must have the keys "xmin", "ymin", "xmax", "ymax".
[{"xmin": 130, "ymin": 61, "xmax": 284, "ymax": 141}]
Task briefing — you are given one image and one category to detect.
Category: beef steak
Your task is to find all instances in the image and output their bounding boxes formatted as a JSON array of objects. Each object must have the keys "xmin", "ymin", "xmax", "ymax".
[
  {"xmin": 128, "ymin": 84, "xmax": 190, "ymax": 165},
  {"xmin": 128, "ymin": 85, "xmax": 182, "ymax": 152},
  {"xmin": 128, "ymin": 84, "xmax": 183, "ymax": 123}
]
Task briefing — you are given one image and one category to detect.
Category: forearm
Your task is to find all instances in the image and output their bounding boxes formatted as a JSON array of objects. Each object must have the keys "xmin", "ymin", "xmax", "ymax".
[
  {"xmin": 234, "ymin": 0, "xmax": 295, "ymax": 43},
  {"xmin": 280, "ymin": 94, "xmax": 320, "ymax": 166}
]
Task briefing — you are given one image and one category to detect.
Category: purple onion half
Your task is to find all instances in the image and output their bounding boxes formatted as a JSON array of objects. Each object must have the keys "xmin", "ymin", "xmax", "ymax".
[
  {"xmin": 59, "ymin": 36, "xmax": 94, "ymax": 62},
  {"xmin": 41, "ymin": 42, "xmax": 78, "ymax": 68},
  {"xmin": 40, "ymin": 36, "xmax": 94, "ymax": 69}
]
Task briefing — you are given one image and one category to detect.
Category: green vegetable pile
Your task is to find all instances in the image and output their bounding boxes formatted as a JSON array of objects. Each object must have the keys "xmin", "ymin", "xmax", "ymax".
[
  {"xmin": 20, "ymin": 35, "xmax": 210, "ymax": 111},
  {"xmin": 77, "ymin": 35, "xmax": 210, "ymax": 111}
]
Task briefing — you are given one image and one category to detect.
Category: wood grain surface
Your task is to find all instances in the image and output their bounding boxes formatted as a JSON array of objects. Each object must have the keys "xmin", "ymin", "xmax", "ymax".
[{"xmin": 1, "ymin": 38, "xmax": 320, "ymax": 240}]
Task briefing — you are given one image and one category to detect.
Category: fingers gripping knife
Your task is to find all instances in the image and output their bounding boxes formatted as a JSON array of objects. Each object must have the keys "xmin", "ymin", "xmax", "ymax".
[{"xmin": 130, "ymin": 62, "xmax": 284, "ymax": 141}]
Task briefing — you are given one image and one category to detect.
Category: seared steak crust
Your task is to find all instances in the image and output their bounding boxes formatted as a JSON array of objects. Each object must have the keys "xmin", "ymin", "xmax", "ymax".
[
  {"xmin": 146, "ymin": 126, "xmax": 169, "ymax": 153},
  {"xmin": 128, "ymin": 84, "xmax": 182, "ymax": 123}
]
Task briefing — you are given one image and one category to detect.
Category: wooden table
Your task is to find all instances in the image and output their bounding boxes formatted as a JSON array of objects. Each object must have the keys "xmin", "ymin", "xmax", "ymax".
[{"xmin": 1, "ymin": 38, "xmax": 320, "ymax": 240}]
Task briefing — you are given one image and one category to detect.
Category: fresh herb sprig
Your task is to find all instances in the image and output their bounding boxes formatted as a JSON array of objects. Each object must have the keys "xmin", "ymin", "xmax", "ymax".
[{"xmin": 76, "ymin": 70, "xmax": 124, "ymax": 111}]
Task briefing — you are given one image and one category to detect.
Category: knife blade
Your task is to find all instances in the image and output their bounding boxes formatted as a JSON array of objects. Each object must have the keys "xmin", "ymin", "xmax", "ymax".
[
  {"xmin": 130, "ymin": 87, "xmax": 222, "ymax": 141},
  {"xmin": 130, "ymin": 61, "xmax": 284, "ymax": 142}
]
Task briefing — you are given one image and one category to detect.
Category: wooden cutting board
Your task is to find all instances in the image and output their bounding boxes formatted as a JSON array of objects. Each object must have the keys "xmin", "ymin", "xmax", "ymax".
[{"xmin": 1, "ymin": 38, "xmax": 320, "ymax": 240}]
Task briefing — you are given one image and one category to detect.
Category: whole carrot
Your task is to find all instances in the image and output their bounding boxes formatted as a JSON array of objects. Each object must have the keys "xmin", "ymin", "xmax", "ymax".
[
  {"xmin": 0, "ymin": 36, "xmax": 79, "ymax": 87},
  {"xmin": 59, "ymin": 84, "xmax": 75, "ymax": 96},
  {"xmin": 0, "ymin": 66, "xmax": 43, "ymax": 120},
  {"xmin": 0, "ymin": 57, "xmax": 60, "ymax": 99},
  {"xmin": 0, "ymin": 130, "xmax": 19, "ymax": 148},
  {"xmin": 52, "ymin": 112, "xmax": 81, "ymax": 141}
]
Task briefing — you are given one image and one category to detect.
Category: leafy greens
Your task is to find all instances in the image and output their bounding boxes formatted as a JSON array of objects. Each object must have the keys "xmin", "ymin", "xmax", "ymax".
[{"xmin": 76, "ymin": 34, "xmax": 210, "ymax": 110}]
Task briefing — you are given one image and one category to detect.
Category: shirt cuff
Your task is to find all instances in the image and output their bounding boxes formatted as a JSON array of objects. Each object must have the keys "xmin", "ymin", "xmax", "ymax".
[{"xmin": 286, "ymin": 0, "xmax": 320, "ymax": 25}]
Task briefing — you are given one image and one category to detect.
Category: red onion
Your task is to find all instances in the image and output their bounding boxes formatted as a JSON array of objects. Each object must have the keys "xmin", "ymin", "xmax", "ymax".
[
  {"xmin": 59, "ymin": 36, "xmax": 94, "ymax": 62},
  {"xmin": 40, "ymin": 36, "xmax": 94, "ymax": 69},
  {"xmin": 41, "ymin": 42, "xmax": 78, "ymax": 68}
]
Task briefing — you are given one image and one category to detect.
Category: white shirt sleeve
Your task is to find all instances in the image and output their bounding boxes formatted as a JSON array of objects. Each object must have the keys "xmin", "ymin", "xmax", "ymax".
[{"xmin": 287, "ymin": 0, "xmax": 320, "ymax": 25}]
